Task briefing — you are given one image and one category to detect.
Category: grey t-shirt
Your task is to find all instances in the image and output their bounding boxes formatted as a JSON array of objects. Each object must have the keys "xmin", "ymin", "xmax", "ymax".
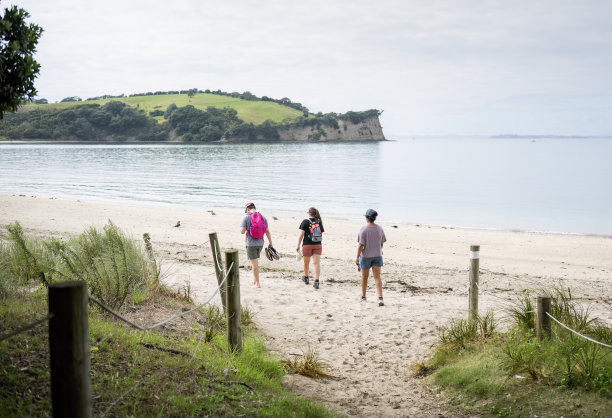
[
  {"xmin": 240, "ymin": 213, "xmax": 268, "ymax": 246},
  {"xmin": 358, "ymin": 224, "xmax": 387, "ymax": 258}
]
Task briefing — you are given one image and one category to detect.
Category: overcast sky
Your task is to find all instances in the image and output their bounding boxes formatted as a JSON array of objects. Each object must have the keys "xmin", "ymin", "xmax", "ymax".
[{"xmin": 9, "ymin": 0, "xmax": 612, "ymax": 136}]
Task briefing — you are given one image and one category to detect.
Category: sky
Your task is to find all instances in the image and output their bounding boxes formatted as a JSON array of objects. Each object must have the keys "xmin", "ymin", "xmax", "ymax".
[{"xmin": 8, "ymin": 0, "xmax": 612, "ymax": 136}]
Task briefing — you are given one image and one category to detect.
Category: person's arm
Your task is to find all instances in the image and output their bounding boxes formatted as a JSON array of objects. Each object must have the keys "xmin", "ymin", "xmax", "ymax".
[
  {"xmin": 265, "ymin": 227, "xmax": 273, "ymax": 247},
  {"xmin": 240, "ymin": 215, "xmax": 247, "ymax": 235},
  {"xmin": 356, "ymin": 243, "xmax": 364, "ymax": 265},
  {"xmin": 297, "ymin": 230, "xmax": 305, "ymax": 252}
]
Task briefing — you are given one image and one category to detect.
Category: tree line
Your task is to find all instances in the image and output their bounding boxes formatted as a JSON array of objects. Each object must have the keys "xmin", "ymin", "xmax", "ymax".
[
  {"xmin": 0, "ymin": 101, "xmax": 382, "ymax": 142},
  {"xmin": 47, "ymin": 89, "xmax": 311, "ymax": 114}
]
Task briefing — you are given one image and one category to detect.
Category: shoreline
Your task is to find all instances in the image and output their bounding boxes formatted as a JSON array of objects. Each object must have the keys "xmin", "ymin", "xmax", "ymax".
[
  {"xmin": 0, "ymin": 138, "xmax": 388, "ymax": 145},
  {"xmin": 1, "ymin": 193, "xmax": 611, "ymax": 416},
  {"xmin": 2, "ymin": 192, "xmax": 610, "ymax": 239}
]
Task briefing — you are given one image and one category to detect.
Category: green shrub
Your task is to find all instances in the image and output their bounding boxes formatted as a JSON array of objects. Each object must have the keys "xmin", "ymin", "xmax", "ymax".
[
  {"xmin": 439, "ymin": 318, "xmax": 479, "ymax": 350},
  {"xmin": 47, "ymin": 221, "xmax": 158, "ymax": 309},
  {"xmin": 0, "ymin": 222, "xmax": 52, "ymax": 290},
  {"xmin": 500, "ymin": 330, "xmax": 543, "ymax": 379},
  {"xmin": 507, "ymin": 291, "xmax": 536, "ymax": 331},
  {"xmin": 0, "ymin": 221, "xmax": 158, "ymax": 309}
]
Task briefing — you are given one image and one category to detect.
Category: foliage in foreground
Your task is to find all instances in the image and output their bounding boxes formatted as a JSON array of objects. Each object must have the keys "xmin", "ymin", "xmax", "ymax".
[
  {"xmin": 421, "ymin": 289, "xmax": 612, "ymax": 417},
  {"xmin": 0, "ymin": 291, "xmax": 334, "ymax": 417}
]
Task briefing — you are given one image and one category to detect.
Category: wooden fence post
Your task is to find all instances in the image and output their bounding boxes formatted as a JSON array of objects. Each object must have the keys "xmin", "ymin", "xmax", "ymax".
[
  {"xmin": 224, "ymin": 249, "xmax": 242, "ymax": 352},
  {"xmin": 48, "ymin": 281, "xmax": 92, "ymax": 418},
  {"xmin": 536, "ymin": 296, "xmax": 551, "ymax": 340},
  {"xmin": 469, "ymin": 245, "xmax": 480, "ymax": 323},
  {"xmin": 209, "ymin": 232, "xmax": 227, "ymax": 311}
]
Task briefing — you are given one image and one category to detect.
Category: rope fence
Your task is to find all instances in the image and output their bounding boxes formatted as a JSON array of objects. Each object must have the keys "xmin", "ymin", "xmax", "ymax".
[
  {"xmin": 1, "ymin": 233, "xmax": 245, "ymax": 417},
  {"xmin": 92, "ymin": 247, "xmax": 242, "ymax": 417},
  {"xmin": 0, "ymin": 313, "xmax": 54, "ymax": 342},
  {"xmin": 89, "ymin": 261, "xmax": 233, "ymax": 332},
  {"xmin": 546, "ymin": 312, "xmax": 612, "ymax": 349},
  {"xmin": 467, "ymin": 246, "xmax": 611, "ymax": 349}
]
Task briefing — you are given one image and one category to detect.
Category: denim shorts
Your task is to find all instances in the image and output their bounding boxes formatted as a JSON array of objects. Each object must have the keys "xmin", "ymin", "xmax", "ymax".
[{"xmin": 359, "ymin": 256, "xmax": 383, "ymax": 269}]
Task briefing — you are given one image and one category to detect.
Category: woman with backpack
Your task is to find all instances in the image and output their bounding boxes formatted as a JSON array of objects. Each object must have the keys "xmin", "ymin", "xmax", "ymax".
[
  {"xmin": 356, "ymin": 209, "xmax": 386, "ymax": 306},
  {"xmin": 296, "ymin": 207, "xmax": 324, "ymax": 289}
]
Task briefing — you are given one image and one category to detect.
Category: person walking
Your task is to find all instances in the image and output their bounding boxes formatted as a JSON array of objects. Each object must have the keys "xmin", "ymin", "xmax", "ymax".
[
  {"xmin": 356, "ymin": 209, "xmax": 386, "ymax": 306},
  {"xmin": 296, "ymin": 207, "xmax": 324, "ymax": 289},
  {"xmin": 240, "ymin": 202, "xmax": 273, "ymax": 288}
]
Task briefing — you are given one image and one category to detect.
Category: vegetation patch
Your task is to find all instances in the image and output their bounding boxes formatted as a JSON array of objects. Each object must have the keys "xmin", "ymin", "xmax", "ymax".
[
  {"xmin": 282, "ymin": 346, "xmax": 336, "ymax": 379},
  {"xmin": 418, "ymin": 291, "xmax": 612, "ymax": 417},
  {"xmin": 0, "ymin": 223, "xmax": 336, "ymax": 417}
]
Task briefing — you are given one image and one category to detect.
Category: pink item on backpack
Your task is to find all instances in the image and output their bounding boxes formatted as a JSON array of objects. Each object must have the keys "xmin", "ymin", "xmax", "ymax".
[{"xmin": 249, "ymin": 212, "xmax": 266, "ymax": 238}]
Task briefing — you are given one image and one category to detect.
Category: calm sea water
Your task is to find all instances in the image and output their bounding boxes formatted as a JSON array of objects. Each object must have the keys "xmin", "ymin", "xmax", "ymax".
[{"xmin": 0, "ymin": 138, "xmax": 611, "ymax": 235}]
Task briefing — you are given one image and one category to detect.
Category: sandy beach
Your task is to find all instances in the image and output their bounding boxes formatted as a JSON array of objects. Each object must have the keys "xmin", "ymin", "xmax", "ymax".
[{"xmin": 2, "ymin": 194, "xmax": 611, "ymax": 416}]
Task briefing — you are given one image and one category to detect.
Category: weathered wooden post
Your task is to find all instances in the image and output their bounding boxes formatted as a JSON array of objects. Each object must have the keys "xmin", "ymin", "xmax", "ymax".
[
  {"xmin": 48, "ymin": 281, "xmax": 92, "ymax": 418},
  {"xmin": 224, "ymin": 249, "xmax": 242, "ymax": 352},
  {"xmin": 209, "ymin": 232, "xmax": 227, "ymax": 311},
  {"xmin": 469, "ymin": 245, "xmax": 480, "ymax": 323},
  {"xmin": 536, "ymin": 296, "xmax": 552, "ymax": 340}
]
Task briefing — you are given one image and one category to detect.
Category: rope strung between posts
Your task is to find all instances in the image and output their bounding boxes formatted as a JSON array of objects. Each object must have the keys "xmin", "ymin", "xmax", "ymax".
[
  {"xmin": 545, "ymin": 312, "xmax": 612, "ymax": 349},
  {"xmin": 213, "ymin": 240, "xmax": 224, "ymax": 272},
  {"xmin": 89, "ymin": 261, "xmax": 234, "ymax": 332},
  {"xmin": 0, "ymin": 314, "xmax": 54, "ymax": 342}
]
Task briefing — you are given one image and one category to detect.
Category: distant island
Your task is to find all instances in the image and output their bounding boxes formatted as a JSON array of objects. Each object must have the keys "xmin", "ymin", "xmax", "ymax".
[
  {"xmin": 491, "ymin": 134, "xmax": 612, "ymax": 139},
  {"xmin": 0, "ymin": 89, "xmax": 385, "ymax": 143}
]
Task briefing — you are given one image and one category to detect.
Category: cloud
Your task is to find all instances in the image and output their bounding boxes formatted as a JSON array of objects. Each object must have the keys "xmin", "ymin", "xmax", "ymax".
[{"xmin": 12, "ymin": 0, "xmax": 612, "ymax": 135}]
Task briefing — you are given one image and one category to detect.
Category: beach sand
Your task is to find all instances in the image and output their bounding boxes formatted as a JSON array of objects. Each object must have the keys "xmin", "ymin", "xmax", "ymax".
[{"xmin": 2, "ymin": 194, "xmax": 611, "ymax": 416}]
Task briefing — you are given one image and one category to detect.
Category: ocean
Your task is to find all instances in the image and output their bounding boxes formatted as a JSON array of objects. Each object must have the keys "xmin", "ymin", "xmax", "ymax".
[{"xmin": 1, "ymin": 137, "xmax": 611, "ymax": 235}]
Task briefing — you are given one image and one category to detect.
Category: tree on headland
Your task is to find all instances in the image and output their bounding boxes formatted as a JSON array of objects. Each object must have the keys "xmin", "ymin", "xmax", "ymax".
[
  {"xmin": 60, "ymin": 96, "xmax": 82, "ymax": 103},
  {"xmin": 0, "ymin": 4, "xmax": 43, "ymax": 119}
]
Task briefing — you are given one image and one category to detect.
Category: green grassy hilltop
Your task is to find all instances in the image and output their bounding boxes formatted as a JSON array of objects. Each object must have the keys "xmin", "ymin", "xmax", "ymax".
[{"xmin": 24, "ymin": 93, "xmax": 304, "ymax": 125}]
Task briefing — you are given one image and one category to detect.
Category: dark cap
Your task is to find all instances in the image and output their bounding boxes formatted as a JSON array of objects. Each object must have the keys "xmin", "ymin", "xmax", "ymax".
[{"xmin": 364, "ymin": 209, "xmax": 377, "ymax": 217}]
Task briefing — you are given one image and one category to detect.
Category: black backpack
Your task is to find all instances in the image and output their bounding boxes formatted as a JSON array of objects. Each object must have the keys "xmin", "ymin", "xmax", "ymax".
[{"xmin": 309, "ymin": 220, "xmax": 322, "ymax": 242}]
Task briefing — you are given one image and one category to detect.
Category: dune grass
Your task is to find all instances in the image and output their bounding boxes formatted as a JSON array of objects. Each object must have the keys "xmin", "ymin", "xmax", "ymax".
[
  {"xmin": 24, "ymin": 93, "xmax": 303, "ymax": 125},
  {"xmin": 420, "ymin": 290, "xmax": 612, "ymax": 417}
]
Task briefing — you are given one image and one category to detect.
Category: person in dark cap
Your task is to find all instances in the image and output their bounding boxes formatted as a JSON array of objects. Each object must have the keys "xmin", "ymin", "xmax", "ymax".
[{"xmin": 355, "ymin": 209, "xmax": 386, "ymax": 306}]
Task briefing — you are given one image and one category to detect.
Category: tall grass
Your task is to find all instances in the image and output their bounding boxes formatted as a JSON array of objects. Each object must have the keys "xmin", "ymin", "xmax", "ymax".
[
  {"xmin": 0, "ymin": 222, "xmax": 51, "ymax": 292},
  {"xmin": 0, "ymin": 221, "xmax": 159, "ymax": 309}
]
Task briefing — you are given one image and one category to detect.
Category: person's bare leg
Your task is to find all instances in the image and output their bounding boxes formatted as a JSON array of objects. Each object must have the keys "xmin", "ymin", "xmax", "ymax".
[
  {"xmin": 313, "ymin": 254, "xmax": 321, "ymax": 281},
  {"xmin": 303, "ymin": 255, "xmax": 311, "ymax": 278},
  {"xmin": 250, "ymin": 258, "xmax": 260, "ymax": 287},
  {"xmin": 372, "ymin": 265, "xmax": 383, "ymax": 297},
  {"xmin": 361, "ymin": 268, "xmax": 370, "ymax": 298}
]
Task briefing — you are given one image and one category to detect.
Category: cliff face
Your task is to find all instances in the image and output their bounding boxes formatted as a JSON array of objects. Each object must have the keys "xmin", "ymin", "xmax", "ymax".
[{"xmin": 223, "ymin": 116, "xmax": 386, "ymax": 142}]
